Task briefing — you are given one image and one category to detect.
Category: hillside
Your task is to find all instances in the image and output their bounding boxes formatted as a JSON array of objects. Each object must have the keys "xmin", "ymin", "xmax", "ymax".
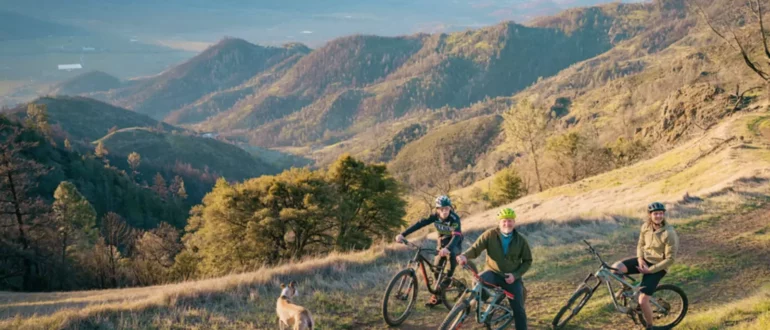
[
  {"xmin": 388, "ymin": 114, "xmax": 505, "ymax": 189},
  {"xmin": 95, "ymin": 127, "xmax": 278, "ymax": 182},
  {"xmin": 50, "ymin": 71, "xmax": 122, "ymax": 96},
  {"xmin": 208, "ymin": 5, "xmax": 656, "ymax": 147},
  {"xmin": 164, "ymin": 47, "xmax": 308, "ymax": 125},
  {"xmin": 99, "ymin": 38, "xmax": 309, "ymax": 120},
  {"xmin": 6, "ymin": 96, "xmax": 175, "ymax": 144},
  {"xmin": 2, "ymin": 112, "xmax": 768, "ymax": 330},
  {"xmin": 0, "ymin": 115, "xmax": 187, "ymax": 230}
]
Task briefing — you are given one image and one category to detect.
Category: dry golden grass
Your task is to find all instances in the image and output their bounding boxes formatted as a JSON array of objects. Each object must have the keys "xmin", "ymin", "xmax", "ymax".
[{"xmin": 455, "ymin": 112, "xmax": 770, "ymax": 233}]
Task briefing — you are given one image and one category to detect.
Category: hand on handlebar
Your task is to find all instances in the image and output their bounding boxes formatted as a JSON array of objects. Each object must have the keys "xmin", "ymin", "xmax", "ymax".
[
  {"xmin": 438, "ymin": 248, "xmax": 450, "ymax": 257},
  {"xmin": 395, "ymin": 234, "xmax": 405, "ymax": 243},
  {"xmin": 456, "ymin": 255, "xmax": 468, "ymax": 265}
]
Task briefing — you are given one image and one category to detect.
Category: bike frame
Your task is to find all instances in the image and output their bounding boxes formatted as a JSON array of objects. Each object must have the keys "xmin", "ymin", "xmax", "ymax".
[
  {"xmin": 580, "ymin": 240, "xmax": 671, "ymax": 314},
  {"xmin": 402, "ymin": 239, "xmax": 452, "ymax": 295},
  {"xmin": 460, "ymin": 265, "xmax": 515, "ymax": 325}
]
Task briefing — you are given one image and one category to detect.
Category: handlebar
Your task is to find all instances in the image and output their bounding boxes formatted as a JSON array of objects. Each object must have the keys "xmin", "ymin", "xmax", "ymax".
[
  {"xmin": 582, "ymin": 239, "xmax": 621, "ymax": 272},
  {"xmin": 399, "ymin": 238, "xmax": 439, "ymax": 255}
]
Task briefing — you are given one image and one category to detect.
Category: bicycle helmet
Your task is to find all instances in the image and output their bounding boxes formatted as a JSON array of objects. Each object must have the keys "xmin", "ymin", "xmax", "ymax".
[
  {"xmin": 435, "ymin": 195, "xmax": 452, "ymax": 208},
  {"xmin": 647, "ymin": 202, "xmax": 666, "ymax": 213},
  {"xmin": 497, "ymin": 208, "xmax": 517, "ymax": 220}
]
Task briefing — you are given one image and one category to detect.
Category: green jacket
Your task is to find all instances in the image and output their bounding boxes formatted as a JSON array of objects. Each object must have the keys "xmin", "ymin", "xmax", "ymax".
[
  {"xmin": 462, "ymin": 228, "xmax": 533, "ymax": 279},
  {"xmin": 637, "ymin": 222, "xmax": 679, "ymax": 273}
]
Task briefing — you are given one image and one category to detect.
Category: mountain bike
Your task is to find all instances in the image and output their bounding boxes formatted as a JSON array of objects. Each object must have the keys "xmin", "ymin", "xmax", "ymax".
[
  {"xmin": 552, "ymin": 240, "xmax": 688, "ymax": 330},
  {"xmin": 438, "ymin": 263, "xmax": 520, "ymax": 330},
  {"xmin": 381, "ymin": 238, "xmax": 469, "ymax": 326}
]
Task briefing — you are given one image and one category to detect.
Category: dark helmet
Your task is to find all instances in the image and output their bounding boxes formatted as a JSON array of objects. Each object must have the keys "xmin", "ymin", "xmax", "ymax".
[
  {"xmin": 647, "ymin": 202, "xmax": 666, "ymax": 213},
  {"xmin": 435, "ymin": 195, "xmax": 452, "ymax": 208}
]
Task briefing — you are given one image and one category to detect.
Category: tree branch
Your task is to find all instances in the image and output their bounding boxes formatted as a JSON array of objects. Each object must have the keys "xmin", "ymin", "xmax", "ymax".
[{"xmin": 731, "ymin": 29, "xmax": 770, "ymax": 80}]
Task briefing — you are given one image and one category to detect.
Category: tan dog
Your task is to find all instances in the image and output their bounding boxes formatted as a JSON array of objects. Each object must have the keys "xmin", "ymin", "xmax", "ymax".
[{"xmin": 276, "ymin": 281, "xmax": 314, "ymax": 330}]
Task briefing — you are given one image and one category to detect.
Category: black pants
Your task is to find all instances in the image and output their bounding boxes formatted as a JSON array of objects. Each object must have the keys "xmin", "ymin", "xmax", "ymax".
[
  {"xmin": 620, "ymin": 257, "xmax": 667, "ymax": 295},
  {"xmin": 479, "ymin": 270, "xmax": 528, "ymax": 330}
]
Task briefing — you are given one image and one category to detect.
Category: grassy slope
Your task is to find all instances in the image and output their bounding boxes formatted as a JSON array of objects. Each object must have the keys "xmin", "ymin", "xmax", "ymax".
[
  {"xmin": 95, "ymin": 127, "xmax": 278, "ymax": 181},
  {"xmin": 10, "ymin": 96, "xmax": 176, "ymax": 143},
  {"xmin": 2, "ymin": 113, "xmax": 769, "ymax": 330}
]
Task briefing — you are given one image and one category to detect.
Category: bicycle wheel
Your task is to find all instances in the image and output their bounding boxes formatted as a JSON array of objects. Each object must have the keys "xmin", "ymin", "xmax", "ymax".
[
  {"xmin": 438, "ymin": 299, "xmax": 470, "ymax": 330},
  {"xmin": 441, "ymin": 278, "xmax": 468, "ymax": 310},
  {"xmin": 552, "ymin": 285, "xmax": 593, "ymax": 329},
  {"xmin": 484, "ymin": 300, "xmax": 514, "ymax": 330},
  {"xmin": 382, "ymin": 268, "xmax": 418, "ymax": 326},
  {"xmin": 646, "ymin": 284, "xmax": 688, "ymax": 330}
]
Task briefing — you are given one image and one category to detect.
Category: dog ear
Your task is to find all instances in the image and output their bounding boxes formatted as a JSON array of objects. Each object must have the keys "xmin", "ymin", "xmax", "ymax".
[
  {"xmin": 280, "ymin": 283, "xmax": 286, "ymax": 289},
  {"xmin": 289, "ymin": 281, "xmax": 297, "ymax": 288}
]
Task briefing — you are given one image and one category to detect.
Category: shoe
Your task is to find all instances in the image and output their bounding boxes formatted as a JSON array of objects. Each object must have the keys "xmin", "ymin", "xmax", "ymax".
[{"xmin": 425, "ymin": 295, "xmax": 442, "ymax": 307}]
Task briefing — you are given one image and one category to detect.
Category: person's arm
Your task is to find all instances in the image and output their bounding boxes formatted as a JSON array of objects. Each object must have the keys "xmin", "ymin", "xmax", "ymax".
[
  {"xmin": 637, "ymin": 224, "xmax": 646, "ymax": 261},
  {"xmin": 401, "ymin": 217, "xmax": 433, "ymax": 237},
  {"xmin": 445, "ymin": 217, "xmax": 463, "ymax": 250},
  {"xmin": 648, "ymin": 229, "xmax": 679, "ymax": 273},
  {"xmin": 462, "ymin": 230, "xmax": 490, "ymax": 260},
  {"xmin": 513, "ymin": 237, "xmax": 533, "ymax": 279}
]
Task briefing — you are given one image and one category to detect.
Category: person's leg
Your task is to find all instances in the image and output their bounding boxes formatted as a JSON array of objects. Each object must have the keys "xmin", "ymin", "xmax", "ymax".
[
  {"xmin": 614, "ymin": 257, "xmax": 641, "ymax": 275},
  {"xmin": 638, "ymin": 267, "xmax": 666, "ymax": 328},
  {"xmin": 446, "ymin": 246, "xmax": 460, "ymax": 279},
  {"xmin": 478, "ymin": 270, "xmax": 503, "ymax": 302},
  {"xmin": 504, "ymin": 279, "xmax": 528, "ymax": 330},
  {"xmin": 427, "ymin": 251, "xmax": 449, "ymax": 306}
]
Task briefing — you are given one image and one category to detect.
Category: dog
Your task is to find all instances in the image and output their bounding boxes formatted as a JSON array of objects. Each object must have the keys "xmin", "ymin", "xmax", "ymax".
[{"xmin": 276, "ymin": 281, "xmax": 314, "ymax": 330}]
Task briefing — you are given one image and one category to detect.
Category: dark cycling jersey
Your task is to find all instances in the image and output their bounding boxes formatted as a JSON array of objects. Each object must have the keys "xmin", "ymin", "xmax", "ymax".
[{"xmin": 400, "ymin": 211, "xmax": 462, "ymax": 250}]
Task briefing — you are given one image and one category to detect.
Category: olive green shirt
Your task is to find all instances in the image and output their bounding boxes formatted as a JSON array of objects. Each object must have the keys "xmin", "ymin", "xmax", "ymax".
[
  {"xmin": 637, "ymin": 222, "xmax": 679, "ymax": 273},
  {"xmin": 462, "ymin": 228, "xmax": 533, "ymax": 279}
]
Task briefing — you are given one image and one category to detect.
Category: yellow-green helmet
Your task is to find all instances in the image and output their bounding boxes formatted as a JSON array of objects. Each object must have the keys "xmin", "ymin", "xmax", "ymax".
[{"xmin": 497, "ymin": 208, "xmax": 517, "ymax": 220}]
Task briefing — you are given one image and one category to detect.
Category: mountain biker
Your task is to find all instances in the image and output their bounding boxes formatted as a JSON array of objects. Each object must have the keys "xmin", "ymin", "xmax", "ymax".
[
  {"xmin": 395, "ymin": 195, "xmax": 462, "ymax": 307},
  {"xmin": 457, "ymin": 207, "xmax": 531, "ymax": 330},
  {"xmin": 611, "ymin": 202, "xmax": 679, "ymax": 330}
]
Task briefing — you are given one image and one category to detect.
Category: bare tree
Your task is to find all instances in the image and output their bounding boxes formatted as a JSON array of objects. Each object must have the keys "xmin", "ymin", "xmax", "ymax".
[
  {"xmin": 503, "ymin": 99, "xmax": 549, "ymax": 192},
  {"xmin": 690, "ymin": 0, "xmax": 770, "ymax": 84},
  {"xmin": 100, "ymin": 212, "xmax": 132, "ymax": 287},
  {"xmin": 0, "ymin": 124, "xmax": 51, "ymax": 290}
]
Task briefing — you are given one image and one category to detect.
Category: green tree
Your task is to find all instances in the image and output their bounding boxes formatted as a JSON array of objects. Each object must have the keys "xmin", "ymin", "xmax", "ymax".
[
  {"xmin": 53, "ymin": 181, "xmax": 97, "ymax": 288},
  {"xmin": 327, "ymin": 154, "xmax": 406, "ymax": 250},
  {"xmin": 489, "ymin": 166, "xmax": 526, "ymax": 206},
  {"xmin": 25, "ymin": 103, "xmax": 52, "ymax": 143},
  {"xmin": 546, "ymin": 132, "xmax": 585, "ymax": 183},
  {"xmin": 607, "ymin": 137, "xmax": 648, "ymax": 167}
]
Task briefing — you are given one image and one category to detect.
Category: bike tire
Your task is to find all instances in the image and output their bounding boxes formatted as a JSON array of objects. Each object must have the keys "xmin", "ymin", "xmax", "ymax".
[
  {"xmin": 441, "ymin": 278, "xmax": 468, "ymax": 310},
  {"xmin": 438, "ymin": 299, "xmax": 470, "ymax": 330},
  {"xmin": 552, "ymin": 285, "xmax": 593, "ymax": 329},
  {"xmin": 382, "ymin": 268, "xmax": 418, "ymax": 326},
  {"xmin": 484, "ymin": 302, "xmax": 514, "ymax": 330},
  {"xmin": 646, "ymin": 284, "xmax": 689, "ymax": 330}
]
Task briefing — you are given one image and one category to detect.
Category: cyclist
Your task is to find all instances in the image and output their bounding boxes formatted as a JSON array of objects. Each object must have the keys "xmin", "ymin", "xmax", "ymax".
[
  {"xmin": 395, "ymin": 195, "xmax": 463, "ymax": 307},
  {"xmin": 611, "ymin": 202, "xmax": 680, "ymax": 330},
  {"xmin": 457, "ymin": 207, "xmax": 531, "ymax": 330}
]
